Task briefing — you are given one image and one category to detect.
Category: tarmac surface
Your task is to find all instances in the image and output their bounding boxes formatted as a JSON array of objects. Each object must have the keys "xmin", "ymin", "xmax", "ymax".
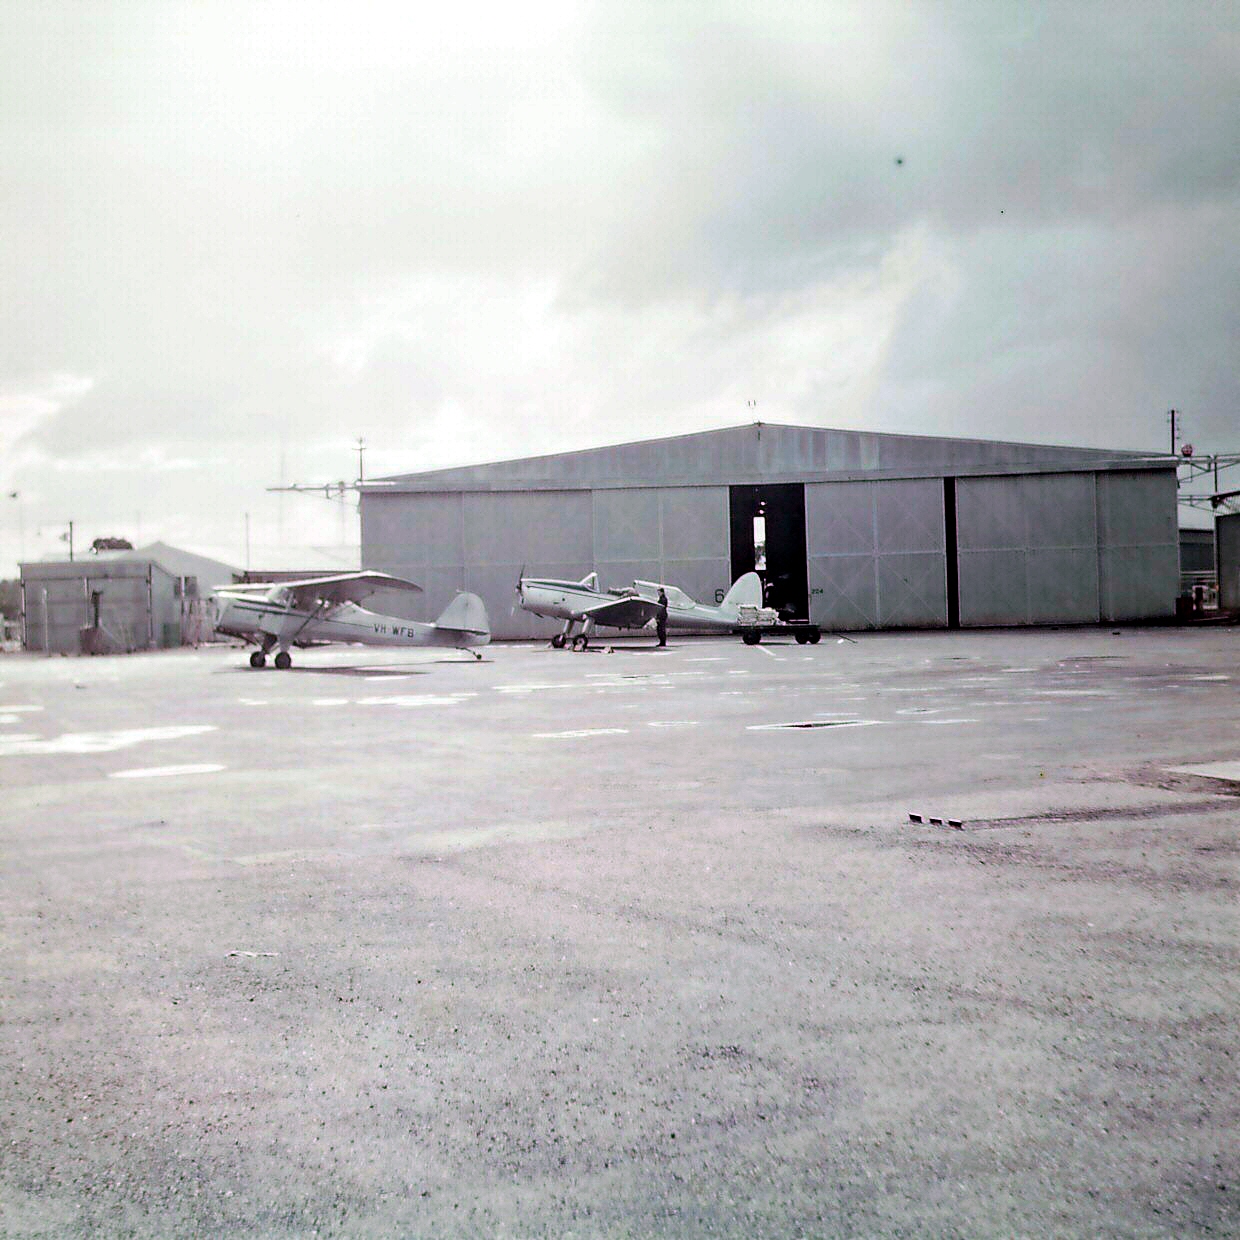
[{"xmin": 1, "ymin": 626, "xmax": 1238, "ymax": 1238}]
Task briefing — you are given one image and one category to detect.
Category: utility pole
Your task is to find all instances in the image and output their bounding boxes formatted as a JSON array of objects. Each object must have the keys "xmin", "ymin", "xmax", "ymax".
[
  {"xmin": 1168, "ymin": 409, "xmax": 1178, "ymax": 455},
  {"xmin": 67, "ymin": 520, "xmax": 74, "ymax": 562}
]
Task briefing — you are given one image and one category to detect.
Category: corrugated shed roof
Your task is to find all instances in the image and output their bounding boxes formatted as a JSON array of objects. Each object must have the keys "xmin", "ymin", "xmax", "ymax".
[
  {"xmin": 367, "ymin": 422, "xmax": 1169, "ymax": 492},
  {"xmin": 20, "ymin": 541, "xmax": 239, "ymax": 587}
]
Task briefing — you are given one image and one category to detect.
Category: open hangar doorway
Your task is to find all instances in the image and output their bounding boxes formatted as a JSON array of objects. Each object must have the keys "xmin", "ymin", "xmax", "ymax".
[{"xmin": 729, "ymin": 483, "xmax": 809, "ymax": 620}]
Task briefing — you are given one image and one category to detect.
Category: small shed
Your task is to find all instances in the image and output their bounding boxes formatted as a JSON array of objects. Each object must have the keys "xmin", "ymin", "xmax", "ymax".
[{"xmin": 19, "ymin": 544, "xmax": 238, "ymax": 654}]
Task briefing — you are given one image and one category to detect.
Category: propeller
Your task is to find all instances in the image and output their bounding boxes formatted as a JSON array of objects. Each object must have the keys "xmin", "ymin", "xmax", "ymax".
[{"xmin": 511, "ymin": 564, "xmax": 526, "ymax": 616}]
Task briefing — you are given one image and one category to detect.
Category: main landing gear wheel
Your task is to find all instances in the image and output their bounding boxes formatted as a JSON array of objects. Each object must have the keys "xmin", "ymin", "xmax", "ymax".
[
  {"xmin": 551, "ymin": 632, "xmax": 567, "ymax": 649},
  {"xmin": 742, "ymin": 630, "xmax": 761, "ymax": 646},
  {"xmin": 571, "ymin": 633, "xmax": 589, "ymax": 652},
  {"xmin": 274, "ymin": 651, "xmax": 292, "ymax": 670},
  {"xmin": 249, "ymin": 650, "xmax": 266, "ymax": 668}
]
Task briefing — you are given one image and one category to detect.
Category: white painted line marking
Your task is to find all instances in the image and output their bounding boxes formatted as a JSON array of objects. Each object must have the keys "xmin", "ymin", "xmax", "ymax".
[
  {"xmin": 1035, "ymin": 689, "xmax": 1109, "ymax": 697},
  {"xmin": 755, "ymin": 646, "xmax": 781, "ymax": 659},
  {"xmin": 312, "ymin": 698, "xmax": 351, "ymax": 706},
  {"xmin": 496, "ymin": 682, "xmax": 580, "ymax": 694},
  {"xmin": 686, "ymin": 657, "xmax": 725, "ymax": 662},
  {"xmin": 0, "ymin": 704, "xmax": 43, "ymax": 712},
  {"xmin": 111, "ymin": 764, "xmax": 226, "ymax": 779},
  {"xmin": 646, "ymin": 721, "xmax": 700, "ymax": 729},
  {"xmin": 365, "ymin": 674, "xmax": 417, "ymax": 682},
  {"xmin": 356, "ymin": 695, "xmax": 473, "ymax": 707},
  {"xmin": 238, "ymin": 698, "xmax": 270, "ymax": 706},
  {"xmin": 1167, "ymin": 760, "xmax": 1240, "ymax": 781},
  {"xmin": 0, "ymin": 725, "xmax": 216, "ymax": 757},
  {"xmin": 921, "ymin": 718, "xmax": 980, "ymax": 725},
  {"xmin": 534, "ymin": 728, "xmax": 630, "ymax": 739}
]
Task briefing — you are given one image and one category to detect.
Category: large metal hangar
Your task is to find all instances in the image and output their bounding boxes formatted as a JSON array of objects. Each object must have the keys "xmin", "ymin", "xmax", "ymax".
[{"xmin": 359, "ymin": 423, "xmax": 1179, "ymax": 640}]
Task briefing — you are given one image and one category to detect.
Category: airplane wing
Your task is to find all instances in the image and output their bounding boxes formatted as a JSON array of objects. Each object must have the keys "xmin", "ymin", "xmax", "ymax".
[
  {"xmin": 579, "ymin": 594, "xmax": 663, "ymax": 629},
  {"xmin": 293, "ymin": 572, "xmax": 423, "ymax": 610},
  {"xmin": 222, "ymin": 571, "xmax": 424, "ymax": 611}
]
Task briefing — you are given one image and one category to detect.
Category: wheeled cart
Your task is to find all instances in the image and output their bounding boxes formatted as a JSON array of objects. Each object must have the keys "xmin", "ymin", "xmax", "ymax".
[{"xmin": 737, "ymin": 621, "xmax": 822, "ymax": 646}]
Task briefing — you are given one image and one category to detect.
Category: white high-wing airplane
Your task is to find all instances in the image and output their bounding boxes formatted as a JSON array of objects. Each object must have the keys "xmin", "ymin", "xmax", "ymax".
[
  {"xmin": 515, "ymin": 570, "xmax": 763, "ymax": 649},
  {"xmin": 214, "ymin": 571, "xmax": 490, "ymax": 668}
]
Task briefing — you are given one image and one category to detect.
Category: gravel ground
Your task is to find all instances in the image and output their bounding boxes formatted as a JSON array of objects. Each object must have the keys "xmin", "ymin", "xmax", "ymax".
[{"xmin": 1, "ymin": 626, "xmax": 1238, "ymax": 1238}]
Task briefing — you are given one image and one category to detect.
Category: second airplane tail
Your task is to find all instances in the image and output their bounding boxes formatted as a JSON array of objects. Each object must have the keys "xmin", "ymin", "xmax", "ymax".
[{"xmin": 722, "ymin": 571, "xmax": 763, "ymax": 611}]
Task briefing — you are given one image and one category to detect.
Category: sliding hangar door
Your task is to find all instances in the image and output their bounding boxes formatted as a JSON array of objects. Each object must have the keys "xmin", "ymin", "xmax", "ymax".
[
  {"xmin": 803, "ymin": 470, "xmax": 1176, "ymax": 631},
  {"xmin": 360, "ymin": 485, "xmax": 731, "ymax": 640}
]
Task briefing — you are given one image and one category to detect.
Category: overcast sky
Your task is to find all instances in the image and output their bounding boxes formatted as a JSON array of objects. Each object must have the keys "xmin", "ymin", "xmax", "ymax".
[{"xmin": 2, "ymin": 0, "xmax": 1236, "ymax": 574}]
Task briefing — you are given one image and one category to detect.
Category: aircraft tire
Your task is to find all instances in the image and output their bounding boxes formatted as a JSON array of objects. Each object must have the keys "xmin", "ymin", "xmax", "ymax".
[
  {"xmin": 742, "ymin": 630, "xmax": 761, "ymax": 646},
  {"xmin": 551, "ymin": 633, "xmax": 567, "ymax": 649},
  {"xmin": 571, "ymin": 634, "xmax": 588, "ymax": 652},
  {"xmin": 249, "ymin": 650, "xmax": 266, "ymax": 668},
  {"xmin": 274, "ymin": 651, "xmax": 292, "ymax": 670}
]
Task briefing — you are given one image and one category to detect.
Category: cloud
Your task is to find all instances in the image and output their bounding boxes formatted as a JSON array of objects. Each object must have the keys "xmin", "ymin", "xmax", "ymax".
[{"xmin": 0, "ymin": 0, "xmax": 1236, "ymax": 571}]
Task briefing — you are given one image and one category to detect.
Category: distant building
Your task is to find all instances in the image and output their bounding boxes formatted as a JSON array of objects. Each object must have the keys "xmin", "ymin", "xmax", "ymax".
[
  {"xmin": 360, "ymin": 422, "xmax": 1179, "ymax": 639},
  {"xmin": 1217, "ymin": 513, "xmax": 1240, "ymax": 613},
  {"xmin": 1178, "ymin": 527, "xmax": 1215, "ymax": 590},
  {"xmin": 19, "ymin": 543, "xmax": 239, "ymax": 654}
]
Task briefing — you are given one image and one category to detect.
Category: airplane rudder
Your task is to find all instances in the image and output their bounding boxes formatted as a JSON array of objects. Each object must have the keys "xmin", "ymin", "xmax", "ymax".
[
  {"xmin": 723, "ymin": 571, "xmax": 763, "ymax": 609},
  {"xmin": 435, "ymin": 591, "xmax": 490, "ymax": 637}
]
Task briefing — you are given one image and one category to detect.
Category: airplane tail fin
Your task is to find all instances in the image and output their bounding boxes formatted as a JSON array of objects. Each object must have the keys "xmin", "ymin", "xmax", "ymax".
[
  {"xmin": 433, "ymin": 592, "xmax": 491, "ymax": 644},
  {"xmin": 722, "ymin": 572, "xmax": 763, "ymax": 611}
]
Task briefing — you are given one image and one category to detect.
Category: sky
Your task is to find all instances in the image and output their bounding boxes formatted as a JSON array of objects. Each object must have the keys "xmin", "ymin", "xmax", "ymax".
[{"xmin": 2, "ymin": 0, "xmax": 1237, "ymax": 575}]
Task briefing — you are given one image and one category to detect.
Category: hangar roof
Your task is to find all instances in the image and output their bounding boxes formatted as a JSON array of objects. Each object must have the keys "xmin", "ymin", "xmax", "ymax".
[{"xmin": 368, "ymin": 422, "xmax": 1171, "ymax": 493}]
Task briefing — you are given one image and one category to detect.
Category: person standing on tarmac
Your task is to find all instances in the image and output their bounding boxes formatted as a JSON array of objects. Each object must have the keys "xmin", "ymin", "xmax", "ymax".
[{"xmin": 656, "ymin": 588, "xmax": 668, "ymax": 647}]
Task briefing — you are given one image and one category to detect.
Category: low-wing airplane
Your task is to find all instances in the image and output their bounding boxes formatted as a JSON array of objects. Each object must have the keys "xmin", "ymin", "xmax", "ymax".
[
  {"xmin": 515, "ymin": 570, "xmax": 763, "ymax": 649},
  {"xmin": 214, "ymin": 571, "xmax": 490, "ymax": 668}
]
